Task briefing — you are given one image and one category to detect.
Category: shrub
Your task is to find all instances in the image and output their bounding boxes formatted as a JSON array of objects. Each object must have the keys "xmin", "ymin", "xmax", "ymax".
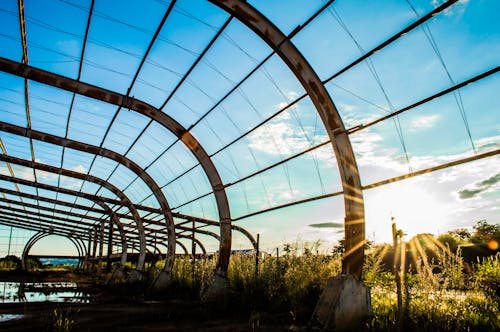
[{"xmin": 474, "ymin": 253, "xmax": 500, "ymax": 300}]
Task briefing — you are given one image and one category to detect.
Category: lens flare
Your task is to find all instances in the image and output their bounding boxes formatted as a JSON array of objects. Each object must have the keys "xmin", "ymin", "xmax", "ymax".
[{"xmin": 487, "ymin": 240, "xmax": 499, "ymax": 250}]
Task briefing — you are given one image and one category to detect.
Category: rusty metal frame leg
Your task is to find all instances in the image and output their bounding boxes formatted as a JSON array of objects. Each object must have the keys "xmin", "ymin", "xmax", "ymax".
[{"xmin": 208, "ymin": 0, "xmax": 365, "ymax": 279}]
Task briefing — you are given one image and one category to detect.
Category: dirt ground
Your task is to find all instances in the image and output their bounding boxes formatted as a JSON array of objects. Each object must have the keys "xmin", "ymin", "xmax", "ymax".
[{"xmin": 0, "ymin": 271, "xmax": 304, "ymax": 331}]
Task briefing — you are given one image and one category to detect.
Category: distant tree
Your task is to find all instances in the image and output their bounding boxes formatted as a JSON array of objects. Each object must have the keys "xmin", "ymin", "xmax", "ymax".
[
  {"xmin": 0, "ymin": 255, "xmax": 21, "ymax": 270},
  {"xmin": 437, "ymin": 233, "xmax": 459, "ymax": 253},
  {"xmin": 451, "ymin": 228, "xmax": 472, "ymax": 242},
  {"xmin": 470, "ymin": 220, "xmax": 500, "ymax": 244},
  {"xmin": 409, "ymin": 233, "xmax": 436, "ymax": 250}
]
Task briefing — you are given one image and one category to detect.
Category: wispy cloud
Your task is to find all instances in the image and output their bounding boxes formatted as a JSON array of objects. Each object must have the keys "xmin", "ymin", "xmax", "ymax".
[
  {"xmin": 410, "ymin": 115, "xmax": 439, "ymax": 131},
  {"xmin": 432, "ymin": 0, "xmax": 469, "ymax": 17},
  {"xmin": 458, "ymin": 173, "xmax": 500, "ymax": 199}
]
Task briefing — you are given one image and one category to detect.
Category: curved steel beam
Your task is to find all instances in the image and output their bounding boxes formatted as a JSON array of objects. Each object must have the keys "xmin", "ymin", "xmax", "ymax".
[
  {"xmin": 0, "ymin": 154, "xmax": 148, "ymax": 272},
  {"xmin": 209, "ymin": 0, "xmax": 364, "ymax": 278},
  {"xmin": 0, "ymin": 121, "xmax": 176, "ymax": 272},
  {"xmin": 176, "ymin": 240, "xmax": 189, "ymax": 255},
  {"xmin": 21, "ymin": 231, "xmax": 82, "ymax": 271},
  {"xmin": 0, "ymin": 185, "xmax": 129, "ymax": 268},
  {"xmin": 177, "ymin": 236, "xmax": 207, "ymax": 255},
  {"xmin": 0, "ymin": 57, "xmax": 232, "ymax": 271}
]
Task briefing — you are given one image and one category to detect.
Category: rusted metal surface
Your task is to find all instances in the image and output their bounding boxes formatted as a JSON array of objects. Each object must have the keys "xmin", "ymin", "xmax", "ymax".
[
  {"xmin": 21, "ymin": 232, "xmax": 83, "ymax": 271},
  {"xmin": 0, "ymin": 121, "xmax": 177, "ymax": 272},
  {"xmin": 0, "ymin": 186, "xmax": 129, "ymax": 266},
  {"xmin": 209, "ymin": 0, "xmax": 365, "ymax": 278},
  {"xmin": 1, "ymin": 182, "xmax": 245, "ymax": 256},
  {"xmin": 0, "ymin": 154, "xmax": 148, "ymax": 272},
  {"xmin": 0, "ymin": 56, "xmax": 232, "ymax": 271}
]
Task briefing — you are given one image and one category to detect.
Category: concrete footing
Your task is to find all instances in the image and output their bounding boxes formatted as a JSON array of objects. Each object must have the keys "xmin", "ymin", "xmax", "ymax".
[
  {"xmin": 150, "ymin": 270, "xmax": 173, "ymax": 291},
  {"xmin": 200, "ymin": 270, "xmax": 231, "ymax": 304},
  {"xmin": 126, "ymin": 269, "xmax": 143, "ymax": 283},
  {"xmin": 109, "ymin": 267, "xmax": 126, "ymax": 283},
  {"xmin": 311, "ymin": 274, "xmax": 371, "ymax": 331}
]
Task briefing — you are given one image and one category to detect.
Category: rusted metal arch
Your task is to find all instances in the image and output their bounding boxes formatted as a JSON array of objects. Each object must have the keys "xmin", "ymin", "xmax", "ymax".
[
  {"xmin": 0, "ymin": 57, "xmax": 232, "ymax": 272},
  {"xmin": 0, "ymin": 183, "xmax": 243, "ymax": 257},
  {"xmin": 0, "ymin": 154, "xmax": 148, "ymax": 272},
  {"xmin": 94, "ymin": 201, "xmax": 128, "ymax": 268},
  {"xmin": 0, "ymin": 121, "xmax": 177, "ymax": 273},
  {"xmin": 21, "ymin": 231, "xmax": 83, "ymax": 271},
  {"xmin": 0, "ymin": 207, "xmax": 98, "ymax": 238},
  {"xmin": 150, "ymin": 1, "xmax": 464, "ymax": 215},
  {"xmin": 209, "ymin": 0, "xmax": 364, "ymax": 278},
  {"xmin": 0, "ymin": 181, "xmax": 218, "ymax": 265},
  {"xmin": 0, "ymin": 185, "xmax": 130, "ymax": 267},
  {"xmin": 176, "ymin": 240, "xmax": 189, "ymax": 255},
  {"xmin": 177, "ymin": 235, "xmax": 207, "ymax": 255},
  {"xmin": 0, "ymin": 120, "xmax": 254, "ymax": 257}
]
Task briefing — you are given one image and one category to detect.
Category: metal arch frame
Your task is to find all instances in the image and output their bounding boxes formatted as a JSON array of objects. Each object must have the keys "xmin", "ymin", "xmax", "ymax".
[
  {"xmin": 176, "ymin": 240, "xmax": 189, "ymax": 255},
  {"xmin": 0, "ymin": 181, "xmax": 255, "ymax": 258},
  {"xmin": 21, "ymin": 231, "xmax": 83, "ymax": 271},
  {"xmin": 0, "ymin": 57, "xmax": 233, "ymax": 271},
  {"xmin": 94, "ymin": 201, "xmax": 128, "ymax": 268},
  {"xmin": 0, "ymin": 185, "xmax": 130, "ymax": 268},
  {"xmin": 0, "ymin": 121, "xmax": 177, "ymax": 273},
  {"xmin": 209, "ymin": 0, "xmax": 364, "ymax": 277},
  {"xmin": 0, "ymin": 154, "xmax": 148, "ymax": 272},
  {"xmin": 0, "ymin": 181, "xmax": 232, "ymax": 264},
  {"xmin": 177, "ymin": 235, "xmax": 207, "ymax": 255}
]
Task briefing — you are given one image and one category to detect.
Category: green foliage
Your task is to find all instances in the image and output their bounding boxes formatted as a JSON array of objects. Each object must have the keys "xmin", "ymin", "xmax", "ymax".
[
  {"xmin": 437, "ymin": 234, "xmax": 459, "ymax": 253},
  {"xmin": 26, "ymin": 256, "xmax": 43, "ymax": 270},
  {"xmin": 471, "ymin": 220, "xmax": 500, "ymax": 244},
  {"xmin": 0, "ymin": 255, "xmax": 21, "ymax": 270},
  {"xmin": 474, "ymin": 253, "xmax": 500, "ymax": 299},
  {"xmin": 50, "ymin": 308, "xmax": 76, "ymax": 332},
  {"xmin": 369, "ymin": 288, "xmax": 500, "ymax": 331}
]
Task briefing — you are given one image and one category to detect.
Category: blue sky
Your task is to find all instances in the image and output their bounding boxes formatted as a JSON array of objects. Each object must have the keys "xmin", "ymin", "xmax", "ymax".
[{"xmin": 0, "ymin": 0, "xmax": 498, "ymax": 256}]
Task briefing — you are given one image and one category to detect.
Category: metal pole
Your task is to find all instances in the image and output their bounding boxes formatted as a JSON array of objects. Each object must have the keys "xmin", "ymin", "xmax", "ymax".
[
  {"xmin": 255, "ymin": 233, "xmax": 260, "ymax": 279},
  {"xmin": 191, "ymin": 220, "xmax": 196, "ymax": 283},
  {"xmin": 106, "ymin": 219, "xmax": 113, "ymax": 272},
  {"xmin": 6, "ymin": 226, "xmax": 13, "ymax": 256},
  {"xmin": 392, "ymin": 216, "xmax": 403, "ymax": 327}
]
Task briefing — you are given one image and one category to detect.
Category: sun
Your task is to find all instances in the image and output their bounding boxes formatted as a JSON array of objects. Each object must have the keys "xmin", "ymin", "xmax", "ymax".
[{"xmin": 364, "ymin": 180, "xmax": 450, "ymax": 243}]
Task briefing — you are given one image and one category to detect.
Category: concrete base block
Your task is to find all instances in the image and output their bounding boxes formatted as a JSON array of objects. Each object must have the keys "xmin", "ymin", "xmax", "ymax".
[
  {"xmin": 109, "ymin": 267, "xmax": 126, "ymax": 283},
  {"xmin": 126, "ymin": 269, "xmax": 143, "ymax": 283},
  {"xmin": 311, "ymin": 274, "xmax": 371, "ymax": 331},
  {"xmin": 151, "ymin": 270, "xmax": 173, "ymax": 291},
  {"xmin": 200, "ymin": 270, "xmax": 231, "ymax": 304}
]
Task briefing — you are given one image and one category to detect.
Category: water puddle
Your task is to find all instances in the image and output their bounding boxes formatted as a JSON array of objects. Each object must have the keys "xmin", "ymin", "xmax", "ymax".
[
  {"xmin": 0, "ymin": 314, "xmax": 24, "ymax": 322},
  {"xmin": 0, "ymin": 282, "xmax": 92, "ymax": 303}
]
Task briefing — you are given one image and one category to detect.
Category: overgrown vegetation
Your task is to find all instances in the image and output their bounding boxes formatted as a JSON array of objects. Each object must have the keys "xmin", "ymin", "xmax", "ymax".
[{"xmin": 1, "ymin": 221, "xmax": 499, "ymax": 331}]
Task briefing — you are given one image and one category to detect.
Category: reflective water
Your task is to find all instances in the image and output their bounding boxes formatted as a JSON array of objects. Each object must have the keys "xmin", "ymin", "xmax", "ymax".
[
  {"xmin": 0, "ymin": 314, "xmax": 24, "ymax": 322},
  {"xmin": 0, "ymin": 282, "xmax": 91, "ymax": 303}
]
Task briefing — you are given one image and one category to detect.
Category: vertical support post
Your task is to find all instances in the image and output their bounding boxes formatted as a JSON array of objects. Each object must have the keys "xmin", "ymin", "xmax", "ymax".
[
  {"xmin": 86, "ymin": 230, "xmax": 92, "ymax": 270},
  {"xmin": 7, "ymin": 226, "xmax": 13, "ymax": 256},
  {"xmin": 107, "ymin": 218, "xmax": 113, "ymax": 272},
  {"xmin": 255, "ymin": 233, "xmax": 260, "ymax": 279},
  {"xmin": 191, "ymin": 220, "xmax": 196, "ymax": 283},
  {"xmin": 98, "ymin": 221, "xmax": 104, "ymax": 272},
  {"xmin": 392, "ymin": 216, "xmax": 403, "ymax": 321},
  {"xmin": 92, "ymin": 226, "xmax": 98, "ymax": 272}
]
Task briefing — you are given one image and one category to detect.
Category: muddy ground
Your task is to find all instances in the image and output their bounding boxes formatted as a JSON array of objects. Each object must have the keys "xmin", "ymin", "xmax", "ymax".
[{"xmin": 0, "ymin": 271, "xmax": 305, "ymax": 331}]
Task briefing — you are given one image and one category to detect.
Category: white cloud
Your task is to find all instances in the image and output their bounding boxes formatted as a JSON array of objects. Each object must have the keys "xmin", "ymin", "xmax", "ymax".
[
  {"xmin": 248, "ymin": 122, "xmax": 315, "ymax": 156},
  {"xmin": 432, "ymin": 0, "xmax": 469, "ymax": 16},
  {"xmin": 410, "ymin": 114, "xmax": 439, "ymax": 131}
]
